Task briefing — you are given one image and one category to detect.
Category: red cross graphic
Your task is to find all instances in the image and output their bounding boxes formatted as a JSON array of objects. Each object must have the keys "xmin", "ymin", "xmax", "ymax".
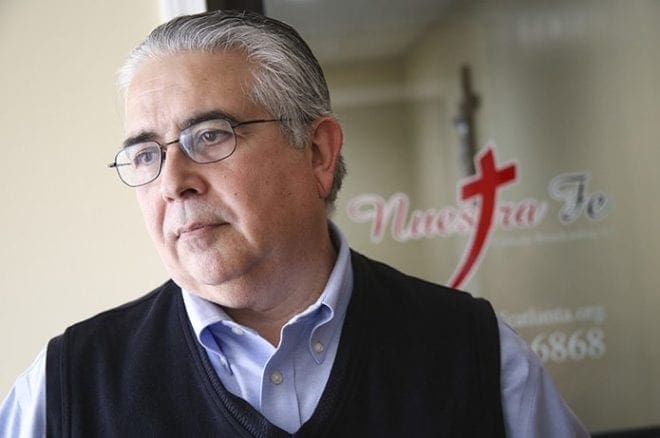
[{"xmin": 449, "ymin": 146, "xmax": 517, "ymax": 289}]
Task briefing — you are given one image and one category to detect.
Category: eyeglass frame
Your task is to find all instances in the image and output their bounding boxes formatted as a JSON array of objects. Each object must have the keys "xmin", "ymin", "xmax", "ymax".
[{"xmin": 108, "ymin": 116, "xmax": 284, "ymax": 187}]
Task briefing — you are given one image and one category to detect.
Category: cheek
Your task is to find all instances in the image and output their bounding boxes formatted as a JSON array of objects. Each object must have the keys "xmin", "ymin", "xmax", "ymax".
[
  {"xmin": 237, "ymin": 163, "xmax": 300, "ymax": 209},
  {"xmin": 136, "ymin": 189, "xmax": 165, "ymax": 240},
  {"xmin": 249, "ymin": 166, "xmax": 317, "ymax": 227}
]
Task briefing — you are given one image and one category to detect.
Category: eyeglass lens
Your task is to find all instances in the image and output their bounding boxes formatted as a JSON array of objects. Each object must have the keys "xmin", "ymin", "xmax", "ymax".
[{"xmin": 113, "ymin": 118, "xmax": 237, "ymax": 187}]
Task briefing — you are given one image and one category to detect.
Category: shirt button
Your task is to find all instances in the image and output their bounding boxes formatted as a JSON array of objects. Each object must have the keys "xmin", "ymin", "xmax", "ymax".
[
  {"xmin": 231, "ymin": 327, "xmax": 244, "ymax": 336},
  {"xmin": 270, "ymin": 371, "xmax": 284, "ymax": 385},
  {"xmin": 313, "ymin": 341, "xmax": 325, "ymax": 353}
]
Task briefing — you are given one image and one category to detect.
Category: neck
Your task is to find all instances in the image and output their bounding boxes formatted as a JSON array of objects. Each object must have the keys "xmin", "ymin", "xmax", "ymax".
[{"xmin": 223, "ymin": 228, "xmax": 338, "ymax": 346}]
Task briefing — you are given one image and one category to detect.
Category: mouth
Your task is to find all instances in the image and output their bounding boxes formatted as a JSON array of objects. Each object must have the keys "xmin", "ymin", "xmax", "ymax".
[{"xmin": 175, "ymin": 222, "xmax": 226, "ymax": 239}]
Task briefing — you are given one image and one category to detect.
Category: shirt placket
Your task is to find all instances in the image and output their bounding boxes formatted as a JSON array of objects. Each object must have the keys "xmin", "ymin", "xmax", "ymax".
[{"xmin": 260, "ymin": 322, "xmax": 303, "ymax": 433}]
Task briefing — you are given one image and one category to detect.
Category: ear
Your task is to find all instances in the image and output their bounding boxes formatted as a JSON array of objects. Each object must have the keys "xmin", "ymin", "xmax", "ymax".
[{"xmin": 309, "ymin": 117, "xmax": 343, "ymax": 200}]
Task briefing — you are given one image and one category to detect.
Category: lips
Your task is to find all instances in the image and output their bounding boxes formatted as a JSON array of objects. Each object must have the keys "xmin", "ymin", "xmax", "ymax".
[{"xmin": 175, "ymin": 222, "xmax": 224, "ymax": 238}]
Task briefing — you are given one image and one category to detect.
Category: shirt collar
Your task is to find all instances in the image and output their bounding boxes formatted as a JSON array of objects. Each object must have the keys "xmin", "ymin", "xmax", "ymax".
[{"xmin": 181, "ymin": 221, "xmax": 353, "ymax": 358}]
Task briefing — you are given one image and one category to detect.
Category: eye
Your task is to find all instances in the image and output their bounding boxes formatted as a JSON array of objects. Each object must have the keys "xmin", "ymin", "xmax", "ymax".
[
  {"xmin": 196, "ymin": 128, "xmax": 232, "ymax": 147},
  {"xmin": 181, "ymin": 119, "xmax": 236, "ymax": 161},
  {"xmin": 132, "ymin": 146, "xmax": 160, "ymax": 168}
]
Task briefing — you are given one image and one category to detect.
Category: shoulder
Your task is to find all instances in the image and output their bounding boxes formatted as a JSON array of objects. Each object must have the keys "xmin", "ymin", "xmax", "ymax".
[
  {"xmin": 48, "ymin": 280, "xmax": 182, "ymax": 363},
  {"xmin": 348, "ymin": 250, "xmax": 500, "ymax": 355},
  {"xmin": 61, "ymin": 280, "xmax": 179, "ymax": 337},
  {"xmin": 350, "ymin": 249, "xmax": 494, "ymax": 317}
]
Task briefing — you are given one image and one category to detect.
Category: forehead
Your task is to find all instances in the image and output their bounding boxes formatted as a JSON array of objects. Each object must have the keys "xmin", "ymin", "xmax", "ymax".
[{"xmin": 124, "ymin": 50, "xmax": 260, "ymax": 136}]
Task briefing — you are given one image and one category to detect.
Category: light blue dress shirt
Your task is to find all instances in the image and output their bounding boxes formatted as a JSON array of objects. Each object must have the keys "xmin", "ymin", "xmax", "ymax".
[
  {"xmin": 0, "ymin": 225, "xmax": 588, "ymax": 437},
  {"xmin": 179, "ymin": 224, "xmax": 353, "ymax": 433}
]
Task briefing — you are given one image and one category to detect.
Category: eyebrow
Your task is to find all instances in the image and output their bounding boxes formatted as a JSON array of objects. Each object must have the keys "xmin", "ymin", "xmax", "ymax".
[{"xmin": 121, "ymin": 109, "xmax": 240, "ymax": 149}]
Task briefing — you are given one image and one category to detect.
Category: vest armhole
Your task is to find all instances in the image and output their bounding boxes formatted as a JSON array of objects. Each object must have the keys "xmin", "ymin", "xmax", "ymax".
[
  {"xmin": 46, "ymin": 334, "xmax": 67, "ymax": 438},
  {"xmin": 474, "ymin": 298, "xmax": 506, "ymax": 437}
]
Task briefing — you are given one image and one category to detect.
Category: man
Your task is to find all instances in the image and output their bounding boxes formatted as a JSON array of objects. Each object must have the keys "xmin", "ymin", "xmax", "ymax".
[{"xmin": 1, "ymin": 10, "xmax": 588, "ymax": 437}]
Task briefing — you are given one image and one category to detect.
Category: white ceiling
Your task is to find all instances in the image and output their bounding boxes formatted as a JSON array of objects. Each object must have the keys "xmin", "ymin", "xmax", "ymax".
[{"xmin": 264, "ymin": 0, "xmax": 454, "ymax": 64}]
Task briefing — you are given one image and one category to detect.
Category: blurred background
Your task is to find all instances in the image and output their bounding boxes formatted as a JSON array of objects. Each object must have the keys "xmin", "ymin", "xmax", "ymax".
[{"xmin": 1, "ymin": 0, "xmax": 659, "ymax": 434}]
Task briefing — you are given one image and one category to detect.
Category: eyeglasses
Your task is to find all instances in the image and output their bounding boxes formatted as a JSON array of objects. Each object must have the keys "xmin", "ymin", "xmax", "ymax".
[{"xmin": 108, "ymin": 118, "xmax": 283, "ymax": 187}]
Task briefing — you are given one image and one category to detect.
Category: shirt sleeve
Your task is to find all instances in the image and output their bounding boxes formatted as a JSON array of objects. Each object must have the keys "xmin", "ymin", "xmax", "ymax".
[
  {"xmin": 498, "ymin": 319, "xmax": 590, "ymax": 437},
  {"xmin": 0, "ymin": 348, "xmax": 46, "ymax": 438}
]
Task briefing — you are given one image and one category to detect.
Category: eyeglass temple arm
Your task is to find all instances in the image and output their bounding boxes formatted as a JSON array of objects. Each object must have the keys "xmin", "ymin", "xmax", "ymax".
[{"xmin": 108, "ymin": 162, "xmax": 131, "ymax": 168}]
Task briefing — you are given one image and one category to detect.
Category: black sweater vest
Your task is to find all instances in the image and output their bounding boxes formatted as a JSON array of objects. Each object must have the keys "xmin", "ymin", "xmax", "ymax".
[{"xmin": 47, "ymin": 251, "xmax": 505, "ymax": 437}]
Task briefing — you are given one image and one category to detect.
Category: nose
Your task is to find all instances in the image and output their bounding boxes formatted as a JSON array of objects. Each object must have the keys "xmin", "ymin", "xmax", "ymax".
[{"xmin": 158, "ymin": 144, "xmax": 207, "ymax": 201}]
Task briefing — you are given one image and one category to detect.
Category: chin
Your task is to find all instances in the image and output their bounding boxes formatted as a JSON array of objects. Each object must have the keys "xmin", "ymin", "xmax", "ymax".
[
  {"xmin": 170, "ymin": 252, "xmax": 234, "ymax": 285},
  {"xmin": 172, "ymin": 266, "xmax": 243, "ymax": 297},
  {"xmin": 191, "ymin": 283, "xmax": 256, "ymax": 310}
]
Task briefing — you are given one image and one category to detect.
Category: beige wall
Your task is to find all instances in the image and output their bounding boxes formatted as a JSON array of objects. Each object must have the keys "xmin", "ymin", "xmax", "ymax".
[{"xmin": 0, "ymin": 1, "xmax": 166, "ymax": 396}]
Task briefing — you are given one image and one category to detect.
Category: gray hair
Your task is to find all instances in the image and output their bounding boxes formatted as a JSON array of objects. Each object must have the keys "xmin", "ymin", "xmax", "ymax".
[{"xmin": 118, "ymin": 10, "xmax": 346, "ymax": 212}]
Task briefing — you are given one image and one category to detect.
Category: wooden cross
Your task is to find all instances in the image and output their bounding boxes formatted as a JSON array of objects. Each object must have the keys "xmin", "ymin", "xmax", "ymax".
[{"xmin": 454, "ymin": 64, "xmax": 481, "ymax": 176}]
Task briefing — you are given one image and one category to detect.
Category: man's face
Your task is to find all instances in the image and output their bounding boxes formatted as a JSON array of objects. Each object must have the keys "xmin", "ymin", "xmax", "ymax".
[{"xmin": 124, "ymin": 51, "xmax": 327, "ymax": 308}]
